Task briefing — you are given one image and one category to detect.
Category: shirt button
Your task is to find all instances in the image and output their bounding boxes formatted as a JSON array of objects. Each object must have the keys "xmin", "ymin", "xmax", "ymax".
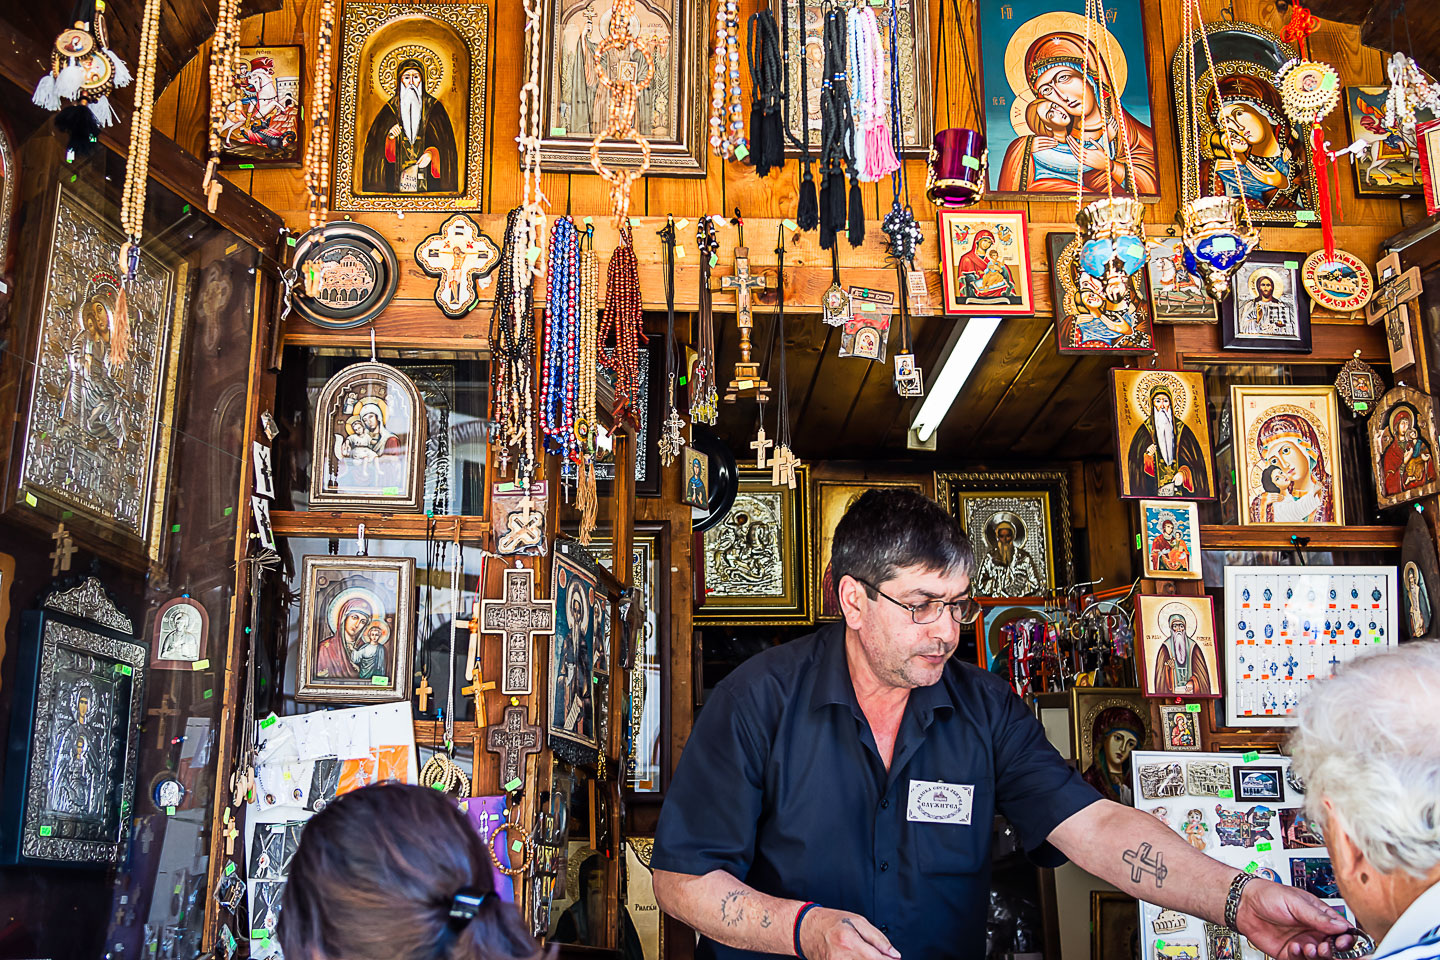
[
  {"xmin": 880, "ymin": 799, "xmax": 889, "ymax": 809},
  {"xmin": 880, "ymin": 861, "xmax": 890, "ymax": 872},
  {"xmin": 880, "ymin": 925, "xmax": 890, "ymax": 935}
]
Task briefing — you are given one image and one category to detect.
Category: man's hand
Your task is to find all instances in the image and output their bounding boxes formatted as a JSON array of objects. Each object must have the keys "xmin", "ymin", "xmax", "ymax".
[
  {"xmin": 799, "ymin": 908, "xmax": 901, "ymax": 960},
  {"xmin": 1236, "ymin": 879, "xmax": 1351, "ymax": 959}
]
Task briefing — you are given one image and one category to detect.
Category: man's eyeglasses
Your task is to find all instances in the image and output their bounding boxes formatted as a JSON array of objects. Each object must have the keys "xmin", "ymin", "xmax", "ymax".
[{"xmin": 855, "ymin": 579, "xmax": 981, "ymax": 625}]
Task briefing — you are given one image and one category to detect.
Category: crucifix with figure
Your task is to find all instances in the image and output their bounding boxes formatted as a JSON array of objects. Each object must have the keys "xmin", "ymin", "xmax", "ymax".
[
  {"xmin": 415, "ymin": 214, "xmax": 501, "ymax": 318},
  {"xmin": 485, "ymin": 703, "xmax": 541, "ymax": 792},
  {"xmin": 481, "ymin": 567, "xmax": 555, "ymax": 696},
  {"xmin": 1369, "ymin": 251, "xmax": 1422, "ymax": 371},
  {"xmin": 721, "ymin": 245, "xmax": 771, "ymax": 403},
  {"xmin": 50, "ymin": 523, "xmax": 76, "ymax": 576}
]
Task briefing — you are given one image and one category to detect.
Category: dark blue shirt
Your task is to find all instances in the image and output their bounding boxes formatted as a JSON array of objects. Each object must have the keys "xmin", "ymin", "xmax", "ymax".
[{"xmin": 652, "ymin": 623, "xmax": 1101, "ymax": 960}]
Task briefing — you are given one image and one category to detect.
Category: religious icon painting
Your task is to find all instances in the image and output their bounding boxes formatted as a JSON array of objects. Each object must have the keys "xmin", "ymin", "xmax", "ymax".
[
  {"xmin": 1400, "ymin": 508, "xmax": 1440, "ymax": 641},
  {"xmin": 1, "ymin": 579, "xmax": 145, "ymax": 866},
  {"xmin": 1171, "ymin": 22, "xmax": 1320, "ymax": 224},
  {"xmin": 952, "ymin": 490, "xmax": 1055, "ymax": 599},
  {"xmin": 310, "ymin": 361, "xmax": 427, "ymax": 512},
  {"xmin": 541, "ymin": 0, "xmax": 709, "ymax": 174},
  {"xmin": 332, "ymin": 2, "xmax": 488, "ymax": 211},
  {"xmin": 296, "ymin": 555, "xmax": 415, "ymax": 704},
  {"xmin": 1334, "ymin": 354, "xmax": 1383, "ymax": 416},
  {"xmin": 937, "ymin": 211, "xmax": 1034, "ymax": 316},
  {"xmin": 219, "ymin": 46, "xmax": 304, "ymax": 167},
  {"xmin": 1231, "ymin": 385, "xmax": 1344, "ymax": 525},
  {"xmin": 681, "ymin": 447, "xmax": 709, "ymax": 509},
  {"xmin": 1146, "ymin": 236, "xmax": 1216, "ymax": 323},
  {"xmin": 1140, "ymin": 500, "xmax": 1201, "ymax": 580},
  {"xmin": 1049, "ymin": 232, "xmax": 1154, "ymax": 354},
  {"xmin": 1344, "ymin": 86, "xmax": 1432, "ymax": 196},
  {"xmin": 978, "ymin": 0, "xmax": 1159, "ymax": 199},
  {"xmin": 549, "ymin": 547, "xmax": 610, "ymax": 765},
  {"xmin": 1109, "ymin": 369, "xmax": 1216, "ymax": 501},
  {"xmin": 290, "ymin": 221, "xmax": 401, "ymax": 329},
  {"xmin": 18, "ymin": 188, "xmax": 184, "ymax": 563},
  {"xmin": 1071, "ymin": 688, "xmax": 1151, "ymax": 806},
  {"xmin": 148, "ymin": 597, "xmax": 209, "ymax": 671},
  {"xmin": 1206, "ymin": 923, "xmax": 1243, "ymax": 960},
  {"xmin": 696, "ymin": 467, "xmax": 813, "ymax": 625},
  {"xmin": 413, "ymin": 214, "xmax": 500, "ymax": 318},
  {"xmin": 1135, "ymin": 594, "xmax": 1221, "ymax": 700},
  {"xmin": 814, "ymin": 479, "xmax": 924, "ymax": 620},
  {"xmin": 1157, "ymin": 703, "xmax": 1202, "ymax": 752},
  {"xmin": 1368, "ymin": 385, "xmax": 1440, "ymax": 509},
  {"xmin": 1221, "ymin": 253, "xmax": 1312, "ymax": 353},
  {"xmin": 1233, "ymin": 765, "xmax": 1285, "ymax": 803}
]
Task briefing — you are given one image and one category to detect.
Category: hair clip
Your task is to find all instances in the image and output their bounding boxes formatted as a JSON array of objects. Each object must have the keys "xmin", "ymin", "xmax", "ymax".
[{"xmin": 447, "ymin": 887, "xmax": 494, "ymax": 926}]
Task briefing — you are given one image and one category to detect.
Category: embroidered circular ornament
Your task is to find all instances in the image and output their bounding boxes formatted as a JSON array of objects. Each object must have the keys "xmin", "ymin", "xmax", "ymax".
[
  {"xmin": 1277, "ymin": 60, "xmax": 1340, "ymax": 124},
  {"xmin": 1302, "ymin": 249, "xmax": 1373, "ymax": 312},
  {"xmin": 291, "ymin": 221, "xmax": 400, "ymax": 329}
]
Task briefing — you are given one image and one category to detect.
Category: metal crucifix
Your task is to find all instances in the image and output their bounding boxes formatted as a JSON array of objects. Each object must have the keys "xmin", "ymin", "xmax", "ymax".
[
  {"xmin": 481, "ymin": 566, "xmax": 556, "ymax": 696},
  {"xmin": 721, "ymin": 216, "xmax": 771, "ymax": 403}
]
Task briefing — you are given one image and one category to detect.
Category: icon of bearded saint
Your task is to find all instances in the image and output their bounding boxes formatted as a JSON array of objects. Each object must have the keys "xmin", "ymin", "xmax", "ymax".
[
  {"xmin": 360, "ymin": 57, "xmax": 459, "ymax": 194},
  {"xmin": 1127, "ymin": 383, "xmax": 1210, "ymax": 497},
  {"xmin": 973, "ymin": 513, "xmax": 1042, "ymax": 598},
  {"xmin": 1152, "ymin": 602, "xmax": 1213, "ymax": 696}
]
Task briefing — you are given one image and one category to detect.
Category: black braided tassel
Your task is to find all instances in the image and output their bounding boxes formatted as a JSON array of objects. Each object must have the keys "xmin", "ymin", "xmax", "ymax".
[
  {"xmin": 797, "ymin": 164, "xmax": 819, "ymax": 230},
  {"xmin": 847, "ymin": 174, "xmax": 865, "ymax": 247}
]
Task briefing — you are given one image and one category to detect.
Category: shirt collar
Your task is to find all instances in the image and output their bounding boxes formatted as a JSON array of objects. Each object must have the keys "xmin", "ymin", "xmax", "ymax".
[
  {"xmin": 1376, "ymin": 882, "xmax": 1440, "ymax": 957},
  {"xmin": 807, "ymin": 621, "xmax": 956, "ymax": 722}
]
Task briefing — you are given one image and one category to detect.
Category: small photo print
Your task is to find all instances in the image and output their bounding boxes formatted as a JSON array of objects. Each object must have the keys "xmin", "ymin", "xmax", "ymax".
[
  {"xmin": 1280, "ymin": 808, "xmax": 1325, "ymax": 849},
  {"xmin": 1290, "ymin": 856, "xmax": 1340, "ymax": 898},
  {"xmin": 1232, "ymin": 764, "xmax": 1285, "ymax": 803}
]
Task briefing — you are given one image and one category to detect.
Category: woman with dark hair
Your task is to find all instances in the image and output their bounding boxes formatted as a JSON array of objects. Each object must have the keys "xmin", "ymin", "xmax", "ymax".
[{"xmin": 279, "ymin": 783, "xmax": 544, "ymax": 960}]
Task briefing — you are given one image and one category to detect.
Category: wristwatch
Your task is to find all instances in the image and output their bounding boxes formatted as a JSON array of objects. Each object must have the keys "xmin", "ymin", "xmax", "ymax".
[{"xmin": 1224, "ymin": 872, "xmax": 1257, "ymax": 932}]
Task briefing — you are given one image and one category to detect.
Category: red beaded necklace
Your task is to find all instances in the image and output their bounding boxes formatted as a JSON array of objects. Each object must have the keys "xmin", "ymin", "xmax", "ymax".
[{"xmin": 598, "ymin": 227, "xmax": 647, "ymax": 427}]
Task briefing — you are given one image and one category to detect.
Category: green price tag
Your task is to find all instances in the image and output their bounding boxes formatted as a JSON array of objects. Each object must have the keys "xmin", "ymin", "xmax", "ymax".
[
  {"xmin": 252, "ymin": 929, "xmax": 269, "ymax": 940},
  {"xmin": 1296, "ymin": 211, "xmax": 1318, "ymax": 222},
  {"xmin": 676, "ymin": 218, "xmax": 690, "ymax": 230},
  {"xmin": 371, "ymin": 675, "xmax": 390, "ymax": 685},
  {"xmin": 171, "ymin": 523, "xmax": 181, "ymax": 532},
  {"xmin": 1219, "ymin": 789, "xmax": 1234, "ymax": 798},
  {"xmin": 526, "ymin": 245, "xmax": 541, "ymax": 263},
  {"xmin": 204, "ymin": 689, "xmax": 214, "ymax": 700},
  {"xmin": 225, "ymin": 861, "xmax": 236, "ymax": 876},
  {"xmin": 862, "ymin": 303, "xmax": 877, "ymax": 312},
  {"xmin": 117, "ymin": 664, "xmax": 133, "ymax": 676},
  {"xmin": 1186, "ymin": 703, "xmax": 1201, "ymax": 713},
  {"xmin": 734, "ymin": 143, "xmax": 750, "ymax": 160},
  {"xmin": 1212, "ymin": 236, "xmax": 1236, "ymax": 252},
  {"xmin": 503, "ymin": 777, "xmax": 522, "ymax": 792},
  {"xmin": 1283, "ymin": 260, "xmax": 1300, "ymax": 269},
  {"xmin": 382, "ymin": 486, "xmax": 400, "ymax": 495},
  {"xmin": 630, "ymin": 217, "xmax": 642, "ymax": 227},
  {"xmin": 783, "ymin": 219, "xmax": 799, "ymax": 232},
  {"xmin": 167, "ymin": 806, "xmax": 176, "ymax": 816},
  {"xmin": 1156, "ymin": 942, "xmax": 1167, "ymax": 951},
  {"xmin": 676, "ymin": 245, "xmax": 686, "ymax": 258},
  {"xmin": 1355, "ymin": 401, "xmax": 1369, "ymax": 412},
  {"xmin": 1243, "ymin": 751, "xmax": 1260, "ymax": 762},
  {"xmin": 962, "ymin": 155, "xmax": 981, "ymax": 169},
  {"xmin": 260, "ymin": 715, "xmax": 278, "ymax": 729},
  {"xmin": 39, "ymin": 826, "xmax": 52, "ymax": 836},
  {"xmin": 709, "ymin": 253, "xmax": 719, "ymax": 268},
  {"xmin": 223, "ymin": 506, "xmax": 233, "ymax": 516},
  {"xmin": 61, "ymin": 510, "xmax": 73, "ymax": 519},
  {"xmin": 583, "ymin": 216, "xmax": 593, "ymax": 226},
  {"xmin": 286, "ymin": 236, "xmax": 298, "ymax": 246},
  {"xmin": 239, "ymin": 163, "xmax": 255, "ymax": 170},
  {"xmin": 1257, "ymin": 842, "xmax": 1272, "ymax": 851},
  {"xmin": 24, "ymin": 493, "xmax": 36, "ymax": 507},
  {"xmin": 550, "ymin": 126, "xmax": 567, "ymax": 136},
  {"xmin": 512, "ymin": 840, "xmax": 524, "ymax": 852},
  {"xmin": 191, "ymin": 659, "xmax": 210, "ymax": 671},
  {"xmin": 432, "ymin": 782, "xmax": 446, "ymax": 791},
  {"xmin": 1134, "ymin": 533, "xmax": 1142, "ymax": 549},
  {"xmin": 1320, "ymin": 73, "xmax": 1337, "ymax": 90},
  {"xmin": 1245, "ymin": 861, "xmax": 1259, "ymax": 874}
]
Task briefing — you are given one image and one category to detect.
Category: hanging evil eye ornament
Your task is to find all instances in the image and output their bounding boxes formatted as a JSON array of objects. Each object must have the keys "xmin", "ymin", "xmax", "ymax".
[
  {"xmin": 1075, "ymin": 197, "xmax": 1148, "ymax": 307},
  {"xmin": 1177, "ymin": 196, "xmax": 1258, "ymax": 299}
]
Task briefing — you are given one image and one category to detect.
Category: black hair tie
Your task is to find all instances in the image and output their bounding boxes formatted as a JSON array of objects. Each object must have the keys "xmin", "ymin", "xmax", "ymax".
[{"xmin": 447, "ymin": 887, "xmax": 495, "ymax": 928}]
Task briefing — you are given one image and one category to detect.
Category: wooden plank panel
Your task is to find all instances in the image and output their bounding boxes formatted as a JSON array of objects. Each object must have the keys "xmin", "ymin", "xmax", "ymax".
[
  {"xmin": 935, "ymin": 317, "xmax": 1053, "ymax": 450},
  {"xmin": 1009, "ymin": 355, "xmax": 1116, "ymax": 456}
]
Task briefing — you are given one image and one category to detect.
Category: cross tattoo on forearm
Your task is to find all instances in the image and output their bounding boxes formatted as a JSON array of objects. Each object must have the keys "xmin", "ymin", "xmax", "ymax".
[{"xmin": 1122, "ymin": 842, "xmax": 1168, "ymax": 888}]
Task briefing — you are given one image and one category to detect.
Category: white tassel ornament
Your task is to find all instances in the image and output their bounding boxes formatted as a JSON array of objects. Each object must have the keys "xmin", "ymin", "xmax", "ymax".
[
  {"xmin": 32, "ymin": 74, "xmax": 60, "ymax": 110},
  {"xmin": 106, "ymin": 49, "xmax": 131, "ymax": 87},
  {"xmin": 54, "ymin": 62, "xmax": 84, "ymax": 100}
]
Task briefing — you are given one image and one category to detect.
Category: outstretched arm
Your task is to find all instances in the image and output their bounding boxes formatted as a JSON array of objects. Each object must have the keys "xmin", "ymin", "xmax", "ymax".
[{"xmin": 1049, "ymin": 800, "xmax": 1351, "ymax": 959}]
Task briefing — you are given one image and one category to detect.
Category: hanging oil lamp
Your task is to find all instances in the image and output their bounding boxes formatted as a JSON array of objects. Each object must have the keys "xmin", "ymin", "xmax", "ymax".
[{"xmin": 925, "ymin": 0, "xmax": 986, "ymax": 208}]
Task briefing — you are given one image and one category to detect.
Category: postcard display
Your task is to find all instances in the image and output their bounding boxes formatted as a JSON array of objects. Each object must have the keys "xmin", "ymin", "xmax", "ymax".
[
  {"xmin": 1223, "ymin": 567, "xmax": 1397, "ymax": 726},
  {"xmin": 1131, "ymin": 750, "xmax": 1349, "ymax": 957}
]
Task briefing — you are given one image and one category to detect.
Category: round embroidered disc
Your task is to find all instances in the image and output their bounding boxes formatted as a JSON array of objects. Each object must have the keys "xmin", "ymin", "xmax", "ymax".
[{"xmin": 1302, "ymin": 249, "xmax": 1373, "ymax": 312}]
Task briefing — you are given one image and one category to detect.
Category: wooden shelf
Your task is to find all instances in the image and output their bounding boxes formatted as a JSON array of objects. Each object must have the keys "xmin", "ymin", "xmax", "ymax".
[
  {"xmin": 1199, "ymin": 524, "xmax": 1402, "ymax": 550},
  {"xmin": 270, "ymin": 511, "xmax": 490, "ymax": 541}
]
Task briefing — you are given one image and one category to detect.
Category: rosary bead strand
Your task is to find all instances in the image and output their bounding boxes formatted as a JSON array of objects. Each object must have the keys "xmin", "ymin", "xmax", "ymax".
[{"xmin": 304, "ymin": 0, "xmax": 338, "ymax": 231}]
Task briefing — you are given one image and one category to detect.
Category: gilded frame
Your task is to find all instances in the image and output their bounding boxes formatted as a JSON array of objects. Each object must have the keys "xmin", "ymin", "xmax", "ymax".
[
  {"xmin": 539, "ymin": 0, "xmax": 708, "ymax": 175},
  {"xmin": 813, "ymin": 478, "xmax": 924, "ymax": 621},
  {"xmin": 953, "ymin": 489, "xmax": 1056, "ymax": 598},
  {"xmin": 1368, "ymin": 385, "xmax": 1440, "ymax": 510},
  {"xmin": 1231, "ymin": 385, "xmax": 1345, "ymax": 526},
  {"xmin": 332, "ymin": 2, "xmax": 489, "ymax": 212},
  {"xmin": 1049, "ymin": 231, "xmax": 1154, "ymax": 354},
  {"xmin": 935, "ymin": 469, "xmax": 1074, "ymax": 595},
  {"xmin": 310, "ymin": 360, "xmax": 427, "ymax": 512},
  {"xmin": 296, "ymin": 554, "xmax": 416, "ymax": 704},
  {"xmin": 696, "ymin": 466, "xmax": 813, "ymax": 626},
  {"xmin": 1157, "ymin": 702, "xmax": 1203, "ymax": 751}
]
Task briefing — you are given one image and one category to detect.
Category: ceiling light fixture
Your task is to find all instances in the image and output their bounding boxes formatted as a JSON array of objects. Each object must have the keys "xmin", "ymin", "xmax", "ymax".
[{"xmin": 909, "ymin": 317, "xmax": 1002, "ymax": 444}]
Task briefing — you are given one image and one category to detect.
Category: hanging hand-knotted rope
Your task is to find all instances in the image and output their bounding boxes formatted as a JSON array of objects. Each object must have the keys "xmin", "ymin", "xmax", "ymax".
[{"xmin": 589, "ymin": 0, "xmax": 655, "ymax": 225}]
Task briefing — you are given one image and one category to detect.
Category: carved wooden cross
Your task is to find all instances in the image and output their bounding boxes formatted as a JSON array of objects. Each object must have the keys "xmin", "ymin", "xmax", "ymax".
[
  {"xmin": 498, "ymin": 497, "xmax": 545, "ymax": 555},
  {"xmin": 460, "ymin": 662, "xmax": 497, "ymax": 727},
  {"xmin": 722, "ymin": 246, "xmax": 771, "ymax": 402},
  {"xmin": 481, "ymin": 567, "xmax": 555, "ymax": 696},
  {"xmin": 414, "ymin": 674, "xmax": 433, "ymax": 713},
  {"xmin": 485, "ymin": 703, "xmax": 541, "ymax": 792},
  {"xmin": 222, "ymin": 809, "xmax": 239, "ymax": 856},
  {"xmin": 1370, "ymin": 252, "xmax": 1423, "ymax": 371},
  {"xmin": 414, "ymin": 214, "xmax": 501, "ymax": 318},
  {"xmin": 750, "ymin": 426, "xmax": 773, "ymax": 468},
  {"xmin": 771, "ymin": 445, "xmax": 800, "ymax": 489},
  {"xmin": 147, "ymin": 693, "xmax": 179, "ymax": 750},
  {"xmin": 50, "ymin": 523, "xmax": 76, "ymax": 576}
]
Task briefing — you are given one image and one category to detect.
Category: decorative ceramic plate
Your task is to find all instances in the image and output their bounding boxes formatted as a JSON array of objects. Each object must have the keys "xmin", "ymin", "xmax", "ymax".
[
  {"xmin": 1302, "ymin": 249, "xmax": 1373, "ymax": 312},
  {"xmin": 291, "ymin": 220, "xmax": 399, "ymax": 329}
]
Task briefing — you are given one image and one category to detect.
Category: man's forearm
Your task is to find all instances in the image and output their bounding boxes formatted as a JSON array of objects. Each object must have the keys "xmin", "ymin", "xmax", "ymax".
[
  {"xmin": 653, "ymin": 868, "xmax": 803, "ymax": 956},
  {"xmin": 1050, "ymin": 800, "xmax": 1238, "ymax": 924}
]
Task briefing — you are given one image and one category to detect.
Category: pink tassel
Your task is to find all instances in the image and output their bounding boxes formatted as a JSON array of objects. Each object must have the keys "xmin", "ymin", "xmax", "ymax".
[{"xmin": 866, "ymin": 123, "xmax": 900, "ymax": 180}]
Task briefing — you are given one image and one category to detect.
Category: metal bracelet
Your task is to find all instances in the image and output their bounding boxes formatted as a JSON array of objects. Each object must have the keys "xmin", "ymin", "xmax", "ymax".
[{"xmin": 1224, "ymin": 872, "xmax": 1256, "ymax": 932}]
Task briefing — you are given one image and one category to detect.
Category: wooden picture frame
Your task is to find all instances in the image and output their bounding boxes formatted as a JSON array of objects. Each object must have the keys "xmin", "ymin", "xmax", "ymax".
[
  {"xmin": 147, "ymin": 597, "xmax": 210, "ymax": 671},
  {"xmin": 1158, "ymin": 702, "xmax": 1203, "ymax": 751},
  {"xmin": 813, "ymin": 478, "xmax": 924, "ymax": 621},
  {"xmin": 332, "ymin": 2, "xmax": 489, "ymax": 212},
  {"xmin": 1221, "ymin": 252, "xmax": 1312, "ymax": 353},
  {"xmin": 1147, "ymin": 236, "xmax": 1217, "ymax": 323},
  {"xmin": 219, "ymin": 45, "xmax": 304, "ymax": 168},
  {"xmin": 937, "ymin": 211, "xmax": 1035, "ymax": 316},
  {"xmin": 1090, "ymin": 891, "xmax": 1140, "ymax": 960},
  {"xmin": 1072, "ymin": 687, "xmax": 1152, "ymax": 798},
  {"xmin": 979, "ymin": 0, "xmax": 1160, "ymax": 199},
  {"xmin": 1401, "ymin": 509, "xmax": 1440, "ymax": 641},
  {"xmin": 936, "ymin": 469, "xmax": 1074, "ymax": 594},
  {"xmin": 310, "ymin": 360, "xmax": 427, "ymax": 513},
  {"xmin": 539, "ymin": 0, "xmax": 709, "ymax": 175},
  {"xmin": 1231, "ymin": 385, "xmax": 1344, "ymax": 525},
  {"xmin": 1139, "ymin": 499, "xmax": 1202, "ymax": 580},
  {"xmin": 1110, "ymin": 369, "xmax": 1216, "ymax": 501},
  {"xmin": 1135, "ymin": 594, "xmax": 1221, "ymax": 700},
  {"xmin": 549, "ymin": 546, "xmax": 611, "ymax": 765},
  {"xmin": 1343, "ymin": 86, "xmax": 1430, "ymax": 197},
  {"xmin": 296, "ymin": 555, "xmax": 416, "ymax": 704},
  {"xmin": 1368, "ymin": 385, "xmax": 1440, "ymax": 510},
  {"xmin": 696, "ymin": 466, "xmax": 812, "ymax": 625},
  {"xmin": 1049, "ymin": 231, "xmax": 1154, "ymax": 354},
  {"xmin": 1418, "ymin": 119, "xmax": 1440, "ymax": 215}
]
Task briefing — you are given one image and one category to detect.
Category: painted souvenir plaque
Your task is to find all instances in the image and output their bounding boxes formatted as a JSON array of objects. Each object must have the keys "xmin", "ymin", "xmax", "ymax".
[
  {"xmin": 1401, "ymin": 509, "xmax": 1439, "ymax": 640},
  {"xmin": 1110, "ymin": 369, "xmax": 1216, "ymax": 500},
  {"xmin": 955, "ymin": 492, "xmax": 1054, "ymax": 598},
  {"xmin": 550, "ymin": 548, "xmax": 610, "ymax": 762},
  {"xmin": 297, "ymin": 555, "xmax": 415, "ymax": 703},
  {"xmin": 290, "ymin": 221, "xmax": 400, "ymax": 329},
  {"xmin": 698, "ymin": 468, "xmax": 811, "ymax": 625},
  {"xmin": 1369, "ymin": 385, "xmax": 1440, "ymax": 509},
  {"xmin": 1050, "ymin": 232, "xmax": 1153, "ymax": 354},
  {"xmin": 148, "ymin": 597, "xmax": 209, "ymax": 670},
  {"xmin": 682, "ymin": 447, "xmax": 709, "ymax": 509},
  {"xmin": 1221, "ymin": 253, "xmax": 1311, "ymax": 353},
  {"xmin": 311, "ymin": 361, "xmax": 427, "ymax": 512},
  {"xmin": 980, "ymin": 1, "xmax": 1157, "ymax": 197},
  {"xmin": 413, "ymin": 214, "xmax": 499, "ymax": 318},
  {"xmin": 1140, "ymin": 499, "xmax": 1201, "ymax": 580},
  {"xmin": 1172, "ymin": 22, "xmax": 1319, "ymax": 223},
  {"xmin": 783, "ymin": 0, "xmax": 931, "ymax": 155},
  {"xmin": 333, "ymin": 2, "xmax": 487, "ymax": 211},
  {"xmin": 938, "ymin": 211, "xmax": 1034, "ymax": 316},
  {"xmin": 1231, "ymin": 385, "xmax": 1344, "ymax": 525},
  {"xmin": 543, "ymin": 0, "xmax": 708, "ymax": 174},
  {"xmin": 814, "ymin": 479, "xmax": 922, "ymax": 620},
  {"xmin": 1147, "ymin": 237, "xmax": 1216, "ymax": 323},
  {"xmin": 1302, "ymin": 249, "xmax": 1372, "ymax": 313},
  {"xmin": 1136, "ymin": 594, "xmax": 1221, "ymax": 699},
  {"xmin": 219, "ymin": 45, "xmax": 303, "ymax": 167},
  {"xmin": 1344, "ymin": 86, "xmax": 1432, "ymax": 196},
  {"xmin": 19, "ymin": 189, "xmax": 182, "ymax": 559}
]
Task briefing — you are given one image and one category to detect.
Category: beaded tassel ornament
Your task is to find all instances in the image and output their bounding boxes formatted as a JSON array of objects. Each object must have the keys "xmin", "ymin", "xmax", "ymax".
[
  {"xmin": 710, "ymin": 0, "xmax": 748, "ymax": 160},
  {"xmin": 691, "ymin": 216, "xmax": 721, "ymax": 424},
  {"xmin": 118, "ymin": 0, "xmax": 162, "ymax": 284},
  {"xmin": 590, "ymin": 0, "xmax": 654, "ymax": 225},
  {"xmin": 848, "ymin": 6, "xmax": 900, "ymax": 183},
  {"xmin": 657, "ymin": 217, "xmax": 685, "ymax": 468},
  {"xmin": 203, "ymin": 0, "xmax": 243, "ymax": 211},
  {"xmin": 33, "ymin": 0, "xmax": 132, "ymax": 155},
  {"xmin": 491, "ymin": 208, "xmax": 539, "ymax": 487},
  {"xmin": 747, "ymin": 8, "xmax": 784, "ymax": 176},
  {"xmin": 599, "ymin": 227, "xmax": 648, "ymax": 428},
  {"xmin": 577, "ymin": 224, "xmax": 600, "ymax": 543}
]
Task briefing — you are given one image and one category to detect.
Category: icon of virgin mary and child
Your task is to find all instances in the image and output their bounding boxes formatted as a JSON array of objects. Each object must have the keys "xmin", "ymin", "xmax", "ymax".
[
  {"xmin": 332, "ymin": 394, "xmax": 404, "ymax": 493},
  {"xmin": 315, "ymin": 591, "xmax": 391, "ymax": 682},
  {"xmin": 995, "ymin": 22, "xmax": 1159, "ymax": 195},
  {"xmin": 950, "ymin": 229, "xmax": 1022, "ymax": 305}
]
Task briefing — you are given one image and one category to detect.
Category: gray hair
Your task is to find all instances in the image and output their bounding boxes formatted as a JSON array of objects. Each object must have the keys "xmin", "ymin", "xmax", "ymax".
[{"xmin": 1289, "ymin": 642, "xmax": 1440, "ymax": 878}]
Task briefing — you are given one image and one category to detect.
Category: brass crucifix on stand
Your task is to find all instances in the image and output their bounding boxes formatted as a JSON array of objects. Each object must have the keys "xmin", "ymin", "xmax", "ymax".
[{"xmin": 721, "ymin": 221, "xmax": 771, "ymax": 402}]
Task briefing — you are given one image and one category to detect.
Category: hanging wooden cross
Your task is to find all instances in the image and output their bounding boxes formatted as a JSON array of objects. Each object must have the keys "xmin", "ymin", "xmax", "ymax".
[
  {"xmin": 146, "ymin": 693, "xmax": 179, "ymax": 750},
  {"xmin": 50, "ymin": 523, "xmax": 76, "ymax": 576},
  {"xmin": 771, "ymin": 445, "xmax": 800, "ymax": 489},
  {"xmin": 460, "ymin": 662, "xmax": 497, "ymax": 727},
  {"xmin": 485, "ymin": 703, "xmax": 542, "ymax": 792},
  {"xmin": 414, "ymin": 674, "xmax": 433, "ymax": 713},
  {"xmin": 750, "ymin": 426, "xmax": 773, "ymax": 468},
  {"xmin": 481, "ymin": 566, "xmax": 556, "ymax": 696},
  {"xmin": 222, "ymin": 809, "xmax": 239, "ymax": 856},
  {"xmin": 1369, "ymin": 252, "xmax": 1423, "ymax": 372},
  {"xmin": 721, "ymin": 246, "xmax": 771, "ymax": 403},
  {"xmin": 415, "ymin": 214, "xmax": 501, "ymax": 318}
]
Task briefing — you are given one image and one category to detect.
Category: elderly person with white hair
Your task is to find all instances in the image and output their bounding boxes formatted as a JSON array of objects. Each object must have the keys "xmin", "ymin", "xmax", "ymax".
[{"xmin": 1290, "ymin": 642, "xmax": 1440, "ymax": 959}]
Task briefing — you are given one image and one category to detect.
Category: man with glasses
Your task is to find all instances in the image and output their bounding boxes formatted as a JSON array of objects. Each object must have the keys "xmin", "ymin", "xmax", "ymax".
[{"xmin": 652, "ymin": 489, "xmax": 1352, "ymax": 960}]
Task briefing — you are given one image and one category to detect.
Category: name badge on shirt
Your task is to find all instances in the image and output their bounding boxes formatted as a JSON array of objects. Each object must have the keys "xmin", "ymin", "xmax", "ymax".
[{"xmin": 906, "ymin": 780, "xmax": 974, "ymax": 825}]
